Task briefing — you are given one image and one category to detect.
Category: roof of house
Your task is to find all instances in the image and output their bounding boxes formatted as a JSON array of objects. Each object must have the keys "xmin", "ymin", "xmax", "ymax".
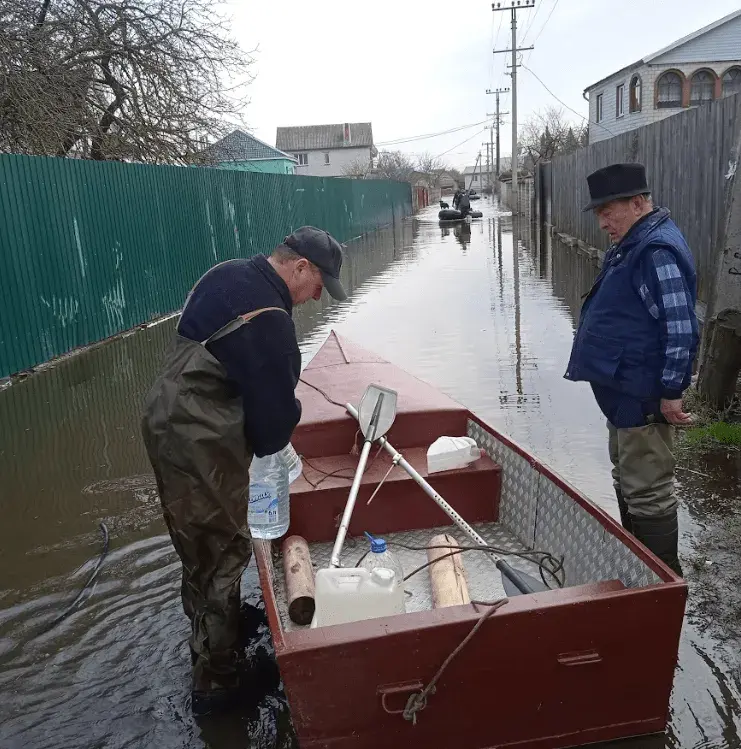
[
  {"xmin": 198, "ymin": 130, "xmax": 296, "ymax": 163},
  {"xmin": 584, "ymin": 7, "xmax": 741, "ymax": 93},
  {"xmin": 276, "ymin": 122, "xmax": 375, "ymax": 151}
]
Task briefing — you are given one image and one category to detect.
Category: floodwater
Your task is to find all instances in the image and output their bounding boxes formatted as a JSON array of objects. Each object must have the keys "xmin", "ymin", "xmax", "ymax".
[{"xmin": 1, "ymin": 197, "xmax": 739, "ymax": 748}]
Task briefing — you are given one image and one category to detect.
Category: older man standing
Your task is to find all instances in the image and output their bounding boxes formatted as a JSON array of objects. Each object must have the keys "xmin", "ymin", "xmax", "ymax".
[{"xmin": 565, "ymin": 163, "xmax": 698, "ymax": 576}]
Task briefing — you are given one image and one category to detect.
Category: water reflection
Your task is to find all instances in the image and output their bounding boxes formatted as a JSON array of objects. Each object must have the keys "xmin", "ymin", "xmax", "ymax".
[{"xmin": 0, "ymin": 199, "xmax": 739, "ymax": 748}]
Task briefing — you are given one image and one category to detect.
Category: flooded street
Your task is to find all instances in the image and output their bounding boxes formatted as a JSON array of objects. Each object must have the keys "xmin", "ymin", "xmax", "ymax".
[{"xmin": 1, "ymin": 197, "xmax": 740, "ymax": 748}]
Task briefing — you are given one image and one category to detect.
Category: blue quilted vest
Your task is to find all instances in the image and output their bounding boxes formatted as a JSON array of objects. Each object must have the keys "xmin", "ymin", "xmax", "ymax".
[{"xmin": 564, "ymin": 208, "xmax": 697, "ymax": 400}]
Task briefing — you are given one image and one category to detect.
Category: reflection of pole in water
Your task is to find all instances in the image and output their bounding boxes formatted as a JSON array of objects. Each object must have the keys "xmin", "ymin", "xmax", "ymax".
[
  {"xmin": 513, "ymin": 216, "xmax": 523, "ymax": 396},
  {"xmin": 496, "ymin": 218, "xmax": 504, "ymax": 303}
]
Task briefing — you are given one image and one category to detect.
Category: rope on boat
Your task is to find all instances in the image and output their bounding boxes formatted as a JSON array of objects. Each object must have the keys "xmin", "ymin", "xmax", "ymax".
[{"xmin": 402, "ymin": 598, "xmax": 509, "ymax": 724}]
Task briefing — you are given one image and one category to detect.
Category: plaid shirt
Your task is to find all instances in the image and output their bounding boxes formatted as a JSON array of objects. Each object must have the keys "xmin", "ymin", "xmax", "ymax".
[{"xmin": 637, "ymin": 248, "xmax": 697, "ymax": 398}]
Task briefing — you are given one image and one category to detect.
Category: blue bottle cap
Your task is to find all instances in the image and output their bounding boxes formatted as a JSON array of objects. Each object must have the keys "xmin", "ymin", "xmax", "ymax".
[{"xmin": 364, "ymin": 531, "xmax": 387, "ymax": 553}]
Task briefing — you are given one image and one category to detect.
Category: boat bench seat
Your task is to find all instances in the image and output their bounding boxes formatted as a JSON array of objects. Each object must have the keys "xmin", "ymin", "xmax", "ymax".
[{"xmin": 286, "ymin": 447, "xmax": 502, "ymax": 544}]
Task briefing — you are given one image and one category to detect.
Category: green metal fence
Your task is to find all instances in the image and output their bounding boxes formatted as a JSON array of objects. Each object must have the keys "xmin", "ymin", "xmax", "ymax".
[{"xmin": 0, "ymin": 154, "xmax": 412, "ymax": 379}]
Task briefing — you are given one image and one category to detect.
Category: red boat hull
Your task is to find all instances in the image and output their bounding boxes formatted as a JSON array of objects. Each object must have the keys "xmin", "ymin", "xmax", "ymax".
[{"xmin": 254, "ymin": 332, "xmax": 687, "ymax": 749}]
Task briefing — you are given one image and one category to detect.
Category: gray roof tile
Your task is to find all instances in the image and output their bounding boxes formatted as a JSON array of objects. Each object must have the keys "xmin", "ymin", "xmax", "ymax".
[{"xmin": 199, "ymin": 130, "xmax": 295, "ymax": 163}]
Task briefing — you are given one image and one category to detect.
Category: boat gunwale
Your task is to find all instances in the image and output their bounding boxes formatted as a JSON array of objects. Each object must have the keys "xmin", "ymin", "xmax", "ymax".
[
  {"xmin": 466, "ymin": 413, "xmax": 684, "ymax": 585},
  {"xmin": 255, "ymin": 537, "xmax": 685, "ymax": 656}
]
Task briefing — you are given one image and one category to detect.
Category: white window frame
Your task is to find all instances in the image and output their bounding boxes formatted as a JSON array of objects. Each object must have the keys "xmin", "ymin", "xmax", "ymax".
[
  {"xmin": 294, "ymin": 153, "xmax": 308, "ymax": 166},
  {"xmin": 596, "ymin": 93, "xmax": 604, "ymax": 123},
  {"xmin": 324, "ymin": 152, "xmax": 330, "ymax": 165},
  {"xmin": 616, "ymin": 84, "xmax": 625, "ymax": 118}
]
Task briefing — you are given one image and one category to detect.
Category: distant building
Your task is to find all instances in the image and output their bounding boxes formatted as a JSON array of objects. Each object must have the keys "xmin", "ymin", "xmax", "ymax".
[
  {"xmin": 463, "ymin": 158, "xmax": 511, "ymax": 190},
  {"xmin": 275, "ymin": 122, "xmax": 377, "ymax": 177},
  {"xmin": 196, "ymin": 130, "xmax": 297, "ymax": 174},
  {"xmin": 584, "ymin": 8, "xmax": 741, "ymax": 144}
]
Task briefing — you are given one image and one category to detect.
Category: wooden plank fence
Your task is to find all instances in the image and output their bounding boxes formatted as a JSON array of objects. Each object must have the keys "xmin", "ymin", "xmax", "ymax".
[{"xmin": 539, "ymin": 93, "xmax": 741, "ymax": 305}]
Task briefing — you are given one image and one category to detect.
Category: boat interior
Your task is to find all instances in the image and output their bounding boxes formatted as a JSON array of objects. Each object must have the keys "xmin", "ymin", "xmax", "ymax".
[{"xmin": 266, "ymin": 333, "xmax": 668, "ymax": 633}]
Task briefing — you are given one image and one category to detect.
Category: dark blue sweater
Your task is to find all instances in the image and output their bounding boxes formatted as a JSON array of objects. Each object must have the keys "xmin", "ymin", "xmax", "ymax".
[{"xmin": 178, "ymin": 254, "xmax": 302, "ymax": 457}]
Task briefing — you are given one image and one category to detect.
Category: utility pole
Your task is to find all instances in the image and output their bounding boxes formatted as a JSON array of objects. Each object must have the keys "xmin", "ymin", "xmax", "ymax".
[
  {"xmin": 492, "ymin": 0, "xmax": 534, "ymax": 212},
  {"xmin": 486, "ymin": 86, "xmax": 510, "ymax": 190},
  {"xmin": 481, "ymin": 139, "xmax": 491, "ymax": 192}
]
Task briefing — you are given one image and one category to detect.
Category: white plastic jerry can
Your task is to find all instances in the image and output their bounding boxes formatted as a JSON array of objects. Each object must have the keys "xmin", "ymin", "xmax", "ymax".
[{"xmin": 310, "ymin": 566, "xmax": 406, "ymax": 628}]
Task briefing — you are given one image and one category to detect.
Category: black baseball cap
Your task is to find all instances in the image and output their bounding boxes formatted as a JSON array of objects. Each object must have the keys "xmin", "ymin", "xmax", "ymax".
[{"xmin": 282, "ymin": 226, "xmax": 347, "ymax": 301}]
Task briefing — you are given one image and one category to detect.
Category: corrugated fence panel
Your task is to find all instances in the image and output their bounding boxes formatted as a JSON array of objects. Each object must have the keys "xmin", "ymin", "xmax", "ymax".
[
  {"xmin": 545, "ymin": 93, "xmax": 741, "ymax": 305},
  {"xmin": 0, "ymin": 154, "xmax": 412, "ymax": 378}
]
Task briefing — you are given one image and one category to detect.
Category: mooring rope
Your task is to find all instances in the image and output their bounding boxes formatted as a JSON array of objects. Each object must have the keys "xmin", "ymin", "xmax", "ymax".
[{"xmin": 402, "ymin": 598, "xmax": 509, "ymax": 724}]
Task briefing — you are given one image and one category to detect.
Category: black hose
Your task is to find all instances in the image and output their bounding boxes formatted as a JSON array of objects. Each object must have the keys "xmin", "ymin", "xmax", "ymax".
[
  {"xmin": 353, "ymin": 541, "xmax": 565, "ymax": 589},
  {"xmin": 40, "ymin": 521, "xmax": 110, "ymax": 634}
]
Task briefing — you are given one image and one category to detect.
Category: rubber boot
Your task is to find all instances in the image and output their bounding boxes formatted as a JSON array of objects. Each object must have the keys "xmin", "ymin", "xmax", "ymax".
[
  {"xmin": 615, "ymin": 487, "xmax": 633, "ymax": 535},
  {"xmin": 191, "ymin": 687, "xmax": 241, "ymax": 717},
  {"xmin": 631, "ymin": 512, "xmax": 683, "ymax": 577}
]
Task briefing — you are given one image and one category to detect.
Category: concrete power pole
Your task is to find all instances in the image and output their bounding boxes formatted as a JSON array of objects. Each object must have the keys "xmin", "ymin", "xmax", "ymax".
[
  {"xmin": 486, "ymin": 87, "xmax": 509, "ymax": 193},
  {"xmin": 492, "ymin": 0, "xmax": 534, "ymax": 212},
  {"xmin": 481, "ymin": 140, "xmax": 491, "ymax": 192}
]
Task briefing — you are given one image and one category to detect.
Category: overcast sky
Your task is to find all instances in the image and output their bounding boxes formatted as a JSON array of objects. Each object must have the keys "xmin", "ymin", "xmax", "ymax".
[{"xmin": 228, "ymin": 0, "xmax": 740, "ymax": 171}]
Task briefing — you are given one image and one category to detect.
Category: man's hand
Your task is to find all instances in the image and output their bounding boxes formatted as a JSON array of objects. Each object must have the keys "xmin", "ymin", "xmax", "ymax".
[{"xmin": 660, "ymin": 398, "xmax": 693, "ymax": 426}]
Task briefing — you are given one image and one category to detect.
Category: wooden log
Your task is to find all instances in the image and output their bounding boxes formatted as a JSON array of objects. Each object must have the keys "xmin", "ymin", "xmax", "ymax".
[
  {"xmin": 427, "ymin": 533, "xmax": 470, "ymax": 608},
  {"xmin": 282, "ymin": 535, "xmax": 315, "ymax": 626},
  {"xmin": 697, "ymin": 308, "xmax": 741, "ymax": 410}
]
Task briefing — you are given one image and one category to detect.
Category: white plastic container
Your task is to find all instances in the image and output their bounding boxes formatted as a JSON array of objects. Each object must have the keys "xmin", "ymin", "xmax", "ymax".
[
  {"xmin": 279, "ymin": 442, "xmax": 303, "ymax": 484},
  {"xmin": 310, "ymin": 566, "xmax": 406, "ymax": 628},
  {"xmin": 248, "ymin": 452, "xmax": 290, "ymax": 539},
  {"xmin": 426, "ymin": 435, "xmax": 482, "ymax": 474}
]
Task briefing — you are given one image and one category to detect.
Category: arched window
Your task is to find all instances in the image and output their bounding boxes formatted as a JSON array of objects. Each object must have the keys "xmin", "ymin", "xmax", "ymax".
[
  {"xmin": 722, "ymin": 67, "xmax": 741, "ymax": 97},
  {"xmin": 690, "ymin": 70, "xmax": 716, "ymax": 105},
  {"xmin": 657, "ymin": 71, "xmax": 683, "ymax": 108},
  {"xmin": 629, "ymin": 75, "xmax": 642, "ymax": 113}
]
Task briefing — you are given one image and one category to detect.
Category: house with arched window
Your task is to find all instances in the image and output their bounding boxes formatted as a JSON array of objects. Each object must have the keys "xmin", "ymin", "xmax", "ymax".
[{"xmin": 584, "ymin": 8, "xmax": 741, "ymax": 144}]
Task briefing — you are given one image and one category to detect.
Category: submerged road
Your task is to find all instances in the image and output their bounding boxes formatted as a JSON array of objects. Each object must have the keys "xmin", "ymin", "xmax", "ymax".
[{"xmin": 0, "ymin": 197, "xmax": 739, "ymax": 748}]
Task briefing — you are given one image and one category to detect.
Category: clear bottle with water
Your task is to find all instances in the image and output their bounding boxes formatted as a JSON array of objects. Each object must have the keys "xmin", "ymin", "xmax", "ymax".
[
  {"xmin": 248, "ymin": 451, "xmax": 290, "ymax": 539},
  {"xmin": 358, "ymin": 532, "xmax": 404, "ymax": 584},
  {"xmin": 279, "ymin": 443, "xmax": 303, "ymax": 484}
]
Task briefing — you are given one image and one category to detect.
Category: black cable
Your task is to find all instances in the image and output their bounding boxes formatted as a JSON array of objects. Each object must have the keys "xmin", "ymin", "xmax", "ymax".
[
  {"xmin": 40, "ymin": 521, "xmax": 110, "ymax": 634},
  {"xmin": 353, "ymin": 541, "xmax": 564, "ymax": 589}
]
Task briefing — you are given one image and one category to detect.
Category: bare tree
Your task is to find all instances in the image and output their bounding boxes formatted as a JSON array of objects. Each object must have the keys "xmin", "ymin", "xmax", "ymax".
[
  {"xmin": 374, "ymin": 149, "xmax": 416, "ymax": 183},
  {"xmin": 0, "ymin": 0, "xmax": 255, "ymax": 162},
  {"xmin": 342, "ymin": 156, "xmax": 372, "ymax": 178},
  {"xmin": 519, "ymin": 106, "xmax": 587, "ymax": 168},
  {"xmin": 415, "ymin": 151, "xmax": 449, "ymax": 187}
]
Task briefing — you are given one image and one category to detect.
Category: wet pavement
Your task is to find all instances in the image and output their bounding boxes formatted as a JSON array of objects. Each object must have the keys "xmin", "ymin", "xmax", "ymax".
[{"xmin": 0, "ymin": 197, "xmax": 740, "ymax": 748}]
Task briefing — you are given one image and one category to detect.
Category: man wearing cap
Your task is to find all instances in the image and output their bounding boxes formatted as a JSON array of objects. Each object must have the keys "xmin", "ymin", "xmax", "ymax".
[
  {"xmin": 141, "ymin": 226, "xmax": 346, "ymax": 716},
  {"xmin": 565, "ymin": 164, "xmax": 698, "ymax": 576}
]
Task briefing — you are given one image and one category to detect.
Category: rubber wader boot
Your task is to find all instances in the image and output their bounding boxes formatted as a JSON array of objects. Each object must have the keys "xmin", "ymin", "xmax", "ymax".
[
  {"xmin": 615, "ymin": 488, "xmax": 633, "ymax": 535},
  {"xmin": 191, "ymin": 687, "xmax": 242, "ymax": 717},
  {"xmin": 631, "ymin": 512, "xmax": 683, "ymax": 577}
]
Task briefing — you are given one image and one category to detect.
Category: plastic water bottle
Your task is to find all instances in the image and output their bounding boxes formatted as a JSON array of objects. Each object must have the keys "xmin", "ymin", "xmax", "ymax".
[
  {"xmin": 279, "ymin": 443, "xmax": 303, "ymax": 484},
  {"xmin": 358, "ymin": 532, "xmax": 404, "ymax": 584},
  {"xmin": 248, "ymin": 452, "xmax": 290, "ymax": 539}
]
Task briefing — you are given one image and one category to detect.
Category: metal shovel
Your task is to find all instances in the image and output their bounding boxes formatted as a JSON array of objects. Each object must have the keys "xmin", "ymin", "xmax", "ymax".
[
  {"xmin": 345, "ymin": 401, "xmax": 549, "ymax": 597},
  {"xmin": 329, "ymin": 384, "xmax": 398, "ymax": 568}
]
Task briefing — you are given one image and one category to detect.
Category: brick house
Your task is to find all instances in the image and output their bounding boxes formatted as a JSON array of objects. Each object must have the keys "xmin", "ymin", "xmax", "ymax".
[
  {"xmin": 275, "ymin": 122, "xmax": 377, "ymax": 177},
  {"xmin": 584, "ymin": 8, "xmax": 741, "ymax": 144}
]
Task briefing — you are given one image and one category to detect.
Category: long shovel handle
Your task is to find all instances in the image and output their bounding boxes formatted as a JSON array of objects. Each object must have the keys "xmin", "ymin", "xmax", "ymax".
[{"xmin": 330, "ymin": 439, "xmax": 373, "ymax": 568}]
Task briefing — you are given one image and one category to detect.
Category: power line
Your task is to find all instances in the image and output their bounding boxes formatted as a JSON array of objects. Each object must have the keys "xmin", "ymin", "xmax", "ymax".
[
  {"xmin": 520, "ymin": 64, "xmax": 616, "ymax": 137},
  {"xmin": 434, "ymin": 127, "xmax": 489, "ymax": 160},
  {"xmin": 376, "ymin": 119, "xmax": 490, "ymax": 147},
  {"xmin": 531, "ymin": 0, "xmax": 560, "ymax": 45},
  {"xmin": 521, "ymin": 2, "xmax": 543, "ymax": 44}
]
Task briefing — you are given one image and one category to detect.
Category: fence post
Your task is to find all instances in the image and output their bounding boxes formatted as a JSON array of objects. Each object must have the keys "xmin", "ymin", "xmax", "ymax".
[{"xmin": 702, "ymin": 124, "xmax": 741, "ymax": 365}]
